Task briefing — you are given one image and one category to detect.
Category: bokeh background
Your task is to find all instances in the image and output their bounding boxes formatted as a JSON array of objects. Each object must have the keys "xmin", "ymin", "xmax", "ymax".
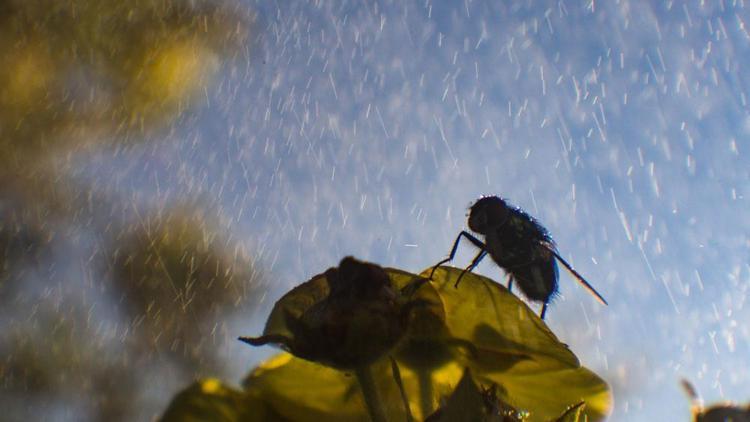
[{"xmin": 1, "ymin": 1, "xmax": 749, "ymax": 420}]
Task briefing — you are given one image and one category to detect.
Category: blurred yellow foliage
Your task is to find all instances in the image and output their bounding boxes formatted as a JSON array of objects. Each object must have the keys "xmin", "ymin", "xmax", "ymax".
[
  {"xmin": 133, "ymin": 39, "xmax": 219, "ymax": 112},
  {"xmin": 0, "ymin": 0, "xmax": 251, "ymax": 171},
  {"xmin": 0, "ymin": 40, "xmax": 55, "ymax": 106}
]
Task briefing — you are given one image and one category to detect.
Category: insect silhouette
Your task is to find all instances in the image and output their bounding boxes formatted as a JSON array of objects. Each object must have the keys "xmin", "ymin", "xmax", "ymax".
[
  {"xmin": 681, "ymin": 379, "xmax": 750, "ymax": 421},
  {"xmin": 430, "ymin": 196, "xmax": 607, "ymax": 319}
]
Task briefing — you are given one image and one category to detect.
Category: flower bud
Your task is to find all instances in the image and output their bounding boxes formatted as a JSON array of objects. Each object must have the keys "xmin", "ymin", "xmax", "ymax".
[{"xmin": 241, "ymin": 256, "xmax": 424, "ymax": 369}]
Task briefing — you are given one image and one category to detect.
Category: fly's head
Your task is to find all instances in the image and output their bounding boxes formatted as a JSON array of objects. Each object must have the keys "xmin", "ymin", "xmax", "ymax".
[{"xmin": 468, "ymin": 196, "xmax": 510, "ymax": 235}]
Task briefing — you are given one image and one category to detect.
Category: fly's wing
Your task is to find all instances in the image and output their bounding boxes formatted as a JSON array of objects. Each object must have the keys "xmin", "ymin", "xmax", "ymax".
[
  {"xmin": 550, "ymin": 249, "xmax": 608, "ymax": 306},
  {"xmin": 506, "ymin": 207, "xmax": 607, "ymax": 305}
]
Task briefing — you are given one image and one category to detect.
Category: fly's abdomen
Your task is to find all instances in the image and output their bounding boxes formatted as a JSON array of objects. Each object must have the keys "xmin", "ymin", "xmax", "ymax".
[{"xmin": 510, "ymin": 258, "xmax": 558, "ymax": 303}]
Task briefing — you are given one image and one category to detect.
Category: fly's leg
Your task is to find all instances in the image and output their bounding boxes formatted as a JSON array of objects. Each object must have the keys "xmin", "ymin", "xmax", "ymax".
[
  {"xmin": 507, "ymin": 275, "xmax": 514, "ymax": 293},
  {"xmin": 454, "ymin": 249, "xmax": 488, "ymax": 287},
  {"xmin": 429, "ymin": 230, "xmax": 487, "ymax": 280},
  {"xmin": 540, "ymin": 303, "xmax": 548, "ymax": 320}
]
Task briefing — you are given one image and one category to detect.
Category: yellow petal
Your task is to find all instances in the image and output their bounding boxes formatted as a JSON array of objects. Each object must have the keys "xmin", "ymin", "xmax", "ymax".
[
  {"xmin": 244, "ymin": 353, "xmax": 409, "ymax": 421},
  {"xmin": 160, "ymin": 378, "xmax": 270, "ymax": 422}
]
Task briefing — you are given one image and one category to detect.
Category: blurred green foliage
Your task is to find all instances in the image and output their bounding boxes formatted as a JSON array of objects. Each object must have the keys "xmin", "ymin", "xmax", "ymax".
[
  {"xmin": 1, "ymin": 205, "xmax": 264, "ymax": 420},
  {"xmin": 0, "ymin": 205, "xmax": 52, "ymax": 294},
  {"xmin": 0, "ymin": 306, "xmax": 139, "ymax": 421},
  {"xmin": 0, "ymin": 0, "xmax": 258, "ymax": 420},
  {"xmin": 109, "ymin": 207, "xmax": 263, "ymax": 371}
]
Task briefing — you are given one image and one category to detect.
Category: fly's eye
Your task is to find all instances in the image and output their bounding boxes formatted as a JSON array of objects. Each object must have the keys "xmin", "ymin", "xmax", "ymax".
[{"xmin": 472, "ymin": 210, "xmax": 487, "ymax": 226}]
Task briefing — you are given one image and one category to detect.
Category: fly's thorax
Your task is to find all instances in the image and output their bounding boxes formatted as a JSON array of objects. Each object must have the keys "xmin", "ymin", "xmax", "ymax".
[
  {"xmin": 483, "ymin": 228, "xmax": 531, "ymax": 267},
  {"xmin": 482, "ymin": 230, "xmax": 502, "ymax": 255}
]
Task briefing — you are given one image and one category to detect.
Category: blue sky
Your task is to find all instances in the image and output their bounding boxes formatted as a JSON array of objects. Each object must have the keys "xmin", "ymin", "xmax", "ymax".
[{"xmin": 77, "ymin": 1, "xmax": 750, "ymax": 419}]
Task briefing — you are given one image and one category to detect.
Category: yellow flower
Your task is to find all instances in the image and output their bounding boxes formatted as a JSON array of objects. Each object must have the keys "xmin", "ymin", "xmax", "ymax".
[
  {"xmin": 163, "ymin": 263, "xmax": 612, "ymax": 421},
  {"xmin": 238, "ymin": 266, "xmax": 611, "ymax": 421}
]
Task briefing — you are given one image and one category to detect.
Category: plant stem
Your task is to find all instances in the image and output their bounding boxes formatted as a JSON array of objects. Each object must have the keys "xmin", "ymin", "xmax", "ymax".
[
  {"xmin": 355, "ymin": 365, "xmax": 388, "ymax": 422},
  {"xmin": 389, "ymin": 357, "xmax": 414, "ymax": 422},
  {"xmin": 417, "ymin": 369, "xmax": 433, "ymax": 419}
]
